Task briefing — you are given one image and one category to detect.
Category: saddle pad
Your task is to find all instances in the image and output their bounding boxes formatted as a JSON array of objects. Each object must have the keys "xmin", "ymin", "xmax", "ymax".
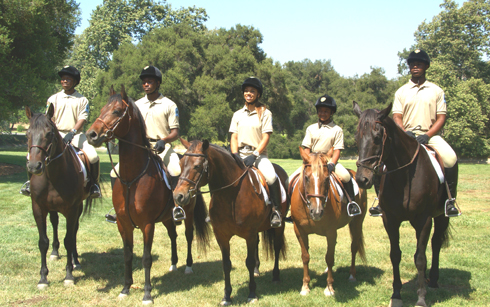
[
  {"xmin": 251, "ymin": 170, "xmax": 287, "ymax": 205},
  {"xmin": 422, "ymin": 145, "xmax": 444, "ymax": 184},
  {"xmin": 72, "ymin": 145, "xmax": 89, "ymax": 187},
  {"xmin": 154, "ymin": 160, "xmax": 171, "ymax": 190}
]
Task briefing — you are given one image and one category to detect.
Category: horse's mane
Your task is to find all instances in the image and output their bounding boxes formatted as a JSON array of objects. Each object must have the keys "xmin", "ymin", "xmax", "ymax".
[
  {"xmin": 187, "ymin": 140, "xmax": 245, "ymax": 169},
  {"xmin": 309, "ymin": 152, "xmax": 327, "ymax": 179},
  {"xmin": 30, "ymin": 112, "xmax": 59, "ymax": 134},
  {"xmin": 356, "ymin": 108, "xmax": 380, "ymax": 139}
]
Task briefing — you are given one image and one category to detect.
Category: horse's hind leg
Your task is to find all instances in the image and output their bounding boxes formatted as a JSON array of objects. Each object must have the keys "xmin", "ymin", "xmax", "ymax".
[
  {"xmin": 254, "ymin": 233, "xmax": 260, "ymax": 277},
  {"xmin": 142, "ymin": 223, "xmax": 155, "ymax": 304},
  {"xmin": 348, "ymin": 215, "xmax": 366, "ymax": 282},
  {"xmin": 48, "ymin": 212, "xmax": 60, "ymax": 261},
  {"xmin": 163, "ymin": 219, "xmax": 178, "ymax": 271},
  {"xmin": 63, "ymin": 209, "xmax": 79, "ymax": 286},
  {"xmin": 411, "ymin": 216, "xmax": 432, "ymax": 307},
  {"xmin": 33, "ymin": 204, "xmax": 49, "ymax": 289},
  {"xmin": 324, "ymin": 230, "xmax": 337, "ymax": 296},
  {"xmin": 428, "ymin": 215, "xmax": 450, "ymax": 288},
  {"xmin": 245, "ymin": 235, "xmax": 258, "ymax": 302},
  {"xmin": 71, "ymin": 204, "xmax": 83, "ymax": 269},
  {"xmin": 272, "ymin": 227, "xmax": 285, "ymax": 283},
  {"xmin": 184, "ymin": 209, "xmax": 195, "ymax": 274}
]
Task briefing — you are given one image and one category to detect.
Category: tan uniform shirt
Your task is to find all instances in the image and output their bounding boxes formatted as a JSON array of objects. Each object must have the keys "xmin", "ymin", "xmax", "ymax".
[
  {"xmin": 47, "ymin": 90, "xmax": 89, "ymax": 132},
  {"xmin": 302, "ymin": 121, "xmax": 344, "ymax": 152},
  {"xmin": 135, "ymin": 94, "xmax": 179, "ymax": 141},
  {"xmin": 229, "ymin": 106, "xmax": 273, "ymax": 154},
  {"xmin": 392, "ymin": 80, "xmax": 446, "ymax": 132}
]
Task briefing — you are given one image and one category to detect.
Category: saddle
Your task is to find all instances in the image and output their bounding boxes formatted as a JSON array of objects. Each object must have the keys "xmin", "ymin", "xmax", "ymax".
[
  {"xmin": 150, "ymin": 152, "xmax": 171, "ymax": 190},
  {"xmin": 422, "ymin": 144, "xmax": 445, "ymax": 184},
  {"xmin": 70, "ymin": 145, "xmax": 90, "ymax": 187},
  {"xmin": 248, "ymin": 167, "xmax": 286, "ymax": 205}
]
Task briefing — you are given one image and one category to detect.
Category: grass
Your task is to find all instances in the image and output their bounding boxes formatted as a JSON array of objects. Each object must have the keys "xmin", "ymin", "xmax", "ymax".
[{"xmin": 0, "ymin": 150, "xmax": 489, "ymax": 306}]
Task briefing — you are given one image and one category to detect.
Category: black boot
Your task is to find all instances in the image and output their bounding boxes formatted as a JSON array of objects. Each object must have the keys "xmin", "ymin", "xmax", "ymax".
[
  {"xmin": 369, "ymin": 175, "xmax": 382, "ymax": 217},
  {"xmin": 269, "ymin": 180, "xmax": 282, "ymax": 228},
  {"xmin": 20, "ymin": 180, "xmax": 30, "ymax": 196},
  {"xmin": 89, "ymin": 161, "xmax": 102, "ymax": 199},
  {"xmin": 445, "ymin": 163, "xmax": 460, "ymax": 217},
  {"xmin": 344, "ymin": 179, "xmax": 361, "ymax": 217},
  {"xmin": 105, "ymin": 177, "xmax": 117, "ymax": 223},
  {"xmin": 170, "ymin": 175, "xmax": 185, "ymax": 224}
]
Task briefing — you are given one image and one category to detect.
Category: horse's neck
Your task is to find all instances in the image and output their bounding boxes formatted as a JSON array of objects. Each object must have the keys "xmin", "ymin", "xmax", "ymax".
[
  {"xmin": 117, "ymin": 118, "xmax": 150, "ymax": 179},
  {"xmin": 383, "ymin": 118, "xmax": 419, "ymax": 170},
  {"xmin": 47, "ymin": 139, "xmax": 77, "ymax": 182},
  {"xmin": 207, "ymin": 148, "xmax": 243, "ymax": 190}
]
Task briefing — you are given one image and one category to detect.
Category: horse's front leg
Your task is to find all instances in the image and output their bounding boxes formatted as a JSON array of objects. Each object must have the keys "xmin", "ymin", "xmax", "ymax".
[
  {"xmin": 411, "ymin": 216, "xmax": 433, "ymax": 307},
  {"xmin": 272, "ymin": 226, "xmax": 285, "ymax": 282},
  {"xmin": 141, "ymin": 223, "xmax": 155, "ymax": 304},
  {"xmin": 254, "ymin": 233, "xmax": 260, "ymax": 277},
  {"xmin": 216, "ymin": 233, "xmax": 233, "ymax": 306},
  {"xmin": 184, "ymin": 209, "xmax": 195, "ymax": 274},
  {"xmin": 382, "ymin": 215, "xmax": 403, "ymax": 307},
  {"xmin": 48, "ymin": 212, "xmax": 60, "ymax": 261},
  {"xmin": 63, "ymin": 208, "xmax": 79, "ymax": 286},
  {"xmin": 163, "ymin": 219, "xmax": 178, "ymax": 272},
  {"xmin": 428, "ymin": 214, "xmax": 450, "ymax": 288},
  {"xmin": 324, "ymin": 230, "xmax": 337, "ymax": 296},
  {"xmin": 293, "ymin": 224, "xmax": 311, "ymax": 296},
  {"xmin": 71, "ymin": 204, "xmax": 83, "ymax": 269},
  {"xmin": 117, "ymin": 221, "xmax": 134, "ymax": 300},
  {"xmin": 245, "ymin": 234, "xmax": 259, "ymax": 303},
  {"xmin": 33, "ymin": 203, "xmax": 49, "ymax": 289}
]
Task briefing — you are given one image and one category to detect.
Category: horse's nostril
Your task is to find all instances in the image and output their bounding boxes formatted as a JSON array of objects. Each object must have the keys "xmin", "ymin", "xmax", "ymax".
[{"xmin": 88, "ymin": 130, "xmax": 97, "ymax": 140}]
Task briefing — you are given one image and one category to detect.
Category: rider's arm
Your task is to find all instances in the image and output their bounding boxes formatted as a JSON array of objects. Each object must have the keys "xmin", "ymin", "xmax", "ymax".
[
  {"xmin": 72, "ymin": 119, "xmax": 86, "ymax": 133},
  {"xmin": 393, "ymin": 113, "xmax": 404, "ymax": 130},
  {"xmin": 163, "ymin": 128, "xmax": 179, "ymax": 143},
  {"xmin": 230, "ymin": 132, "xmax": 239, "ymax": 153},
  {"xmin": 255, "ymin": 132, "xmax": 271, "ymax": 155},
  {"xmin": 330, "ymin": 149, "xmax": 341, "ymax": 165},
  {"xmin": 426, "ymin": 114, "xmax": 446, "ymax": 138}
]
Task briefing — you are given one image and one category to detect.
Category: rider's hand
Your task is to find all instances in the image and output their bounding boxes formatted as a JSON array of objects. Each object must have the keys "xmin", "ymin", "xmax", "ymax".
[
  {"xmin": 327, "ymin": 162, "xmax": 335, "ymax": 174},
  {"xmin": 416, "ymin": 134, "xmax": 430, "ymax": 145},
  {"xmin": 243, "ymin": 155, "xmax": 257, "ymax": 167},
  {"xmin": 405, "ymin": 131, "xmax": 416, "ymax": 139},
  {"xmin": 63, "ymin": 131, "xmax": 75, "ymax": 143},
  {"xmin": 153, "ymin": 140, "xmax": 166, "ymax": 153}
]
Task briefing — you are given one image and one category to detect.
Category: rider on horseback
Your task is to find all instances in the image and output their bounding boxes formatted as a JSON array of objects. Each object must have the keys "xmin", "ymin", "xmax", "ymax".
[
  {"xmin": 20, "ymin": 66, "xmax": 101, "ymax": 199},
  {"xmin": 369, "ymin": 49, "xmax": 460, "ymax": 218},
  {"xmin": 288, "ymin": 94, "xmax": 362, "ymax": 217},
  {"xmin": 229, "ymin": 77, "xmax": 283, "ymax": 228}
]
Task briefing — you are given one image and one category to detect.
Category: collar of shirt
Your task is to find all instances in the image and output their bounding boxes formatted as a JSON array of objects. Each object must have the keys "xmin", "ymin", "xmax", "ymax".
[
  {"xmin": 143, "ymin": 93, "xmax": 164, "ymax": 105},
  {"xmin": 409, "ymin": 79, "xmax": 431, "ymax": 89},
  {"xmin": 61, "ymin": 89, "xmax": 78, "ymax": 98},
  {"xmin": 318, "ymin": 120, "xmax": 336, "ymax": 129},
  {"xmin": 241, "ymin": 105, "xmax": 257, "ymax": 115}
]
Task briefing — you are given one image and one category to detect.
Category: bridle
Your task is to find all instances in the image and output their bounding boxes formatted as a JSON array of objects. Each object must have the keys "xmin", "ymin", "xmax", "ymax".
[
  {"xmin": 28, "ymin": 125, "xmax": 69, "ymax": 166},
  {"xmin": 300, "ymin": 163, "xmax": 330, "ymax": 209},
  {"xmin": 95, "ymin": 98, "xmax": 131, "ymax": 141}
]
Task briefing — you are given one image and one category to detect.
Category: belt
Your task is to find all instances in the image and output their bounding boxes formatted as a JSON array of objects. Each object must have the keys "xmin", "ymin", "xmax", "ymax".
[
  {"xmin": 148, "ymin": 138, "xmax": 159, "ymax": 142},
  {"xmin": 240, "ymin": 145, "xmax": 256, "ymax": 151}
]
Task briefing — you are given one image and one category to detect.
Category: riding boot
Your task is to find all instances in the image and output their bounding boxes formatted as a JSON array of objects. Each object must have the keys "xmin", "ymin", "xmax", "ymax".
[
  {"xmin": 105, "ymin": 177, "xmax": 118, "ymax": 223},
  {"xmin": 344, "ymin": 179, "xmax": 362, "ymax": 217},
  {"xmin": 20, "ymin": 180, "xmax": 31, "ymax": 196},
  {"xmin": 268, "ymin": 180, "xmax": 282, "ymax": 228},
  {"xmin": 89, "ymin": 161, "xmax": 102, "ymax": 199},
  {"xmin": 369, "ymin": 175, "xmax": 383, "ymax": 217},
  {"xmin": 170, "ymin": 175, "xmax": 185, "ymax": 223},
  {"xmin": 444, "ymin": 163, "xmax": 460, "ymax": 217}
]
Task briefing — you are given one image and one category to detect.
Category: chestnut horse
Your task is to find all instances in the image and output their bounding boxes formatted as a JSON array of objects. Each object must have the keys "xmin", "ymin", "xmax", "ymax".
[
  {"xmin": 353, "ymin": 102, "xmax": 452, "ymax": 307},
  {"xmin": 25, "ymin": 104, "xmax": 94, "ymax": 289},
  {"xmin": 85, "ymin": 86, "xmax": 210, "ymax": 304},
  {"xmin": 290, "ymin": 147, "xmax": 366, "ymax": 297},
  {"xmin": 173, "ymin": 139, "xmax": 288, "ymax": 305}
]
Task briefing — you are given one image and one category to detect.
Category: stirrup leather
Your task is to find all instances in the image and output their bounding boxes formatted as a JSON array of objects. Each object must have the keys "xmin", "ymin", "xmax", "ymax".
[
  {"xmin": 369, "ymin": 197, "xmax": 382, "ymax": 217},
  {"xmin": 173, "ymin": 206, "xmax": 186, "ymax": 221},
  {"xmin": 444, "ymin": 198, "xmax": 461, "ymax": 217},
  {"xmin": 347, "ymin": 201, "xmax": 362, "ymax": 217}
]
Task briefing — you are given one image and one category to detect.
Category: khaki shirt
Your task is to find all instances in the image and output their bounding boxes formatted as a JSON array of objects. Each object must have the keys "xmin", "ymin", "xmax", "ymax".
[
  {"xmin": 135, "ymin": 94, "xmax": 179, "ymax": 141},
  {"xmin": 392, "ymin": 80, "xmax": 446, "ymax": 132},
  {"xmin": 47, "ymin": 90, "xmax": 89, "ymax": 132},
  {"xmin": 302, "ymin": 121, "xmax": 344, "ymax": 153},
  {"xmin": 229, "ymin": 106, "xmax": 273, "ymax": 154}
]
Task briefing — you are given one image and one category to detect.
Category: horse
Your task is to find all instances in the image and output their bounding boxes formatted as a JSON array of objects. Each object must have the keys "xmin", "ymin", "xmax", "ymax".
[
  {"xmin": 173, "ymin": 139, "xmax": 288, "ymax": 305},
  {"xmin": 25, "ymin": 104, "xmax": 94, "ymax": 289},
  {"xmin": 289, "ymin": 146, "xmax": 367, "ymax": 297},
  {"xmin": 353, "ymin": 102, "xmax": 452, "ymax": 307},
  {"xmin": 85, "ymin": 85, "xmax": 210, "ymax": 304}
]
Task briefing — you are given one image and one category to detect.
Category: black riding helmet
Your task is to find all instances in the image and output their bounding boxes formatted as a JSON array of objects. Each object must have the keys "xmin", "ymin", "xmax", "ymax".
[
  {"xmin": 241, "ymin": 77, "xmax": 263, "ymax": 97},
  {"xmin": 407, "ymin": 49, "xmax": 430, "ymax": 67},
  {"xmin": 139, "ymin": 65, "xmax": 162, "ymax": 83},
  {"xmin": 315, "ymin": 94, "xmax": 337, "ymax": 114},
  {"xmin": 58, "ymin": 66, "xmax": 81, "ymax": 85}
]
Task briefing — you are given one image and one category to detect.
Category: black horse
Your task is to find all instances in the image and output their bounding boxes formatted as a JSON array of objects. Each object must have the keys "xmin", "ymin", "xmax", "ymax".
[{"xmin": 353, "ymin": 102, "xmax": 454, "ymax": 307}]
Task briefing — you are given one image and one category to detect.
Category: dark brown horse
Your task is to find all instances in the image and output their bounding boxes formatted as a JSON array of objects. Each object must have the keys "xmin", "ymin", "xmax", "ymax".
[
  {"xmin": 173, "ymin": 139, "xmax": 288, "ymax": 305},
  {"xmin": 290, "ymin": 147, "xmax": 366, "ymax": 297},
  {"xmin": 25, "ymin": 104, "xmax": 94, "ymax": 289},
  {"xmin": 85, "ymin": 86, "xmax": 210, "ymax": 304},
  {"xmin": 353, "ymin": 102, "xmax": 452, "ymax": 307}
]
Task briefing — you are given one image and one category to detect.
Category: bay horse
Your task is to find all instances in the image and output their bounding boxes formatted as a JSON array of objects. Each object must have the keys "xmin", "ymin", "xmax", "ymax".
[
  {"xmin": 290, "ymin": 147, "xmax": 366, "ymax": 297},
  {"xmin": 353, "ymin": 102, "xmax": 452, "ymax": 307},
  {"xmin": 25, "ymin": 104, "xmax": 94, "ymax": 289},
  {"xmin": 173, "ymin": 139, "xmax": 288, "ymax": 305},
  {"xmin": 85, "ymin": 85, "xmax": 210, "ymax": 304}
]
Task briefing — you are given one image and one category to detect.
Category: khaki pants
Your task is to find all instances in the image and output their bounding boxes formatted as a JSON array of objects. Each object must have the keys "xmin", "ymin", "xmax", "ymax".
[
  {"xmin": 288, "ymin": 162, "xmax": 351, "ymax": 183},
  {"xmin": 59, "ymin": 131, "xmax": 99, "ymax": 164},
  {"xmin": 239, "ymin": 148, "xmax": 276, "ymax": 185},
  {"xmin": 413, "ymin": 131, "xmax": 457, "ymax": 168}
]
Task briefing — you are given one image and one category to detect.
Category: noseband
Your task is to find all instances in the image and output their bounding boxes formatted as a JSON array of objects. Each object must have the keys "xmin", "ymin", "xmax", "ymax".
[
  {"xmin": 28, "ymin": 127, "xmax": 68, "ymax": 166},
  {"xmin": 179, "ymin": 153, "xmax": 209, "ymax": 199},
  {"xmin": 301, "ymin": 163, "xmax": 330, "ymax": 209}
]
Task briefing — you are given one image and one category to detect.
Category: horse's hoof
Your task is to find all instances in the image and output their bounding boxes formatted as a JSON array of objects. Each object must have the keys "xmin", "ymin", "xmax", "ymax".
[
  {"xmin": 73, "ymin": 264, "xmax": 81, "ymax": 270},
  {"xmin": 324, "ymin": 267, "xmax": 329, "ymax": 274},
  {"xmin": 348, "ymin": 274, "xmax": 356, "ymax": 282},
  {"xmin": 169, "ymin": 264, "xmax": 177, "ymax": 272},
  {"xmin": 220, "ymin": 299, "xmax": 232, "ymax": 306},
  {"xmin": 118, "ymin": 293, "xmax": 128, "ymax": 300},
  {"xmin": 49, "ymin": 255, "xmax": 59, "ymax": 261},
  {"xmin": 184, "ymin": 266, "xmax": 193, "ymax": 274},
  {"xmin": 37, "ymin": 283, "xmax": 49, "ymax": 290},
  {"xmin": 142, "ymin": 299, "xmax": 154, "ymax": 305},
  {"xmin": 64, "ymin": 279, "xmax": 75, "ymax": 287},
  {"xmin": 389, "ymin": 298, "xmax": 403, "ymax": 307},
  {"xmin": 324, "ymin": 287, "xmax": 334, "ymax": 296},
  {"xmin": 254, "ymin": 272, "xmax": 260, "ymax": 277},
  {"xmin": 247, "ymin": 297, "xmax": 258, "ymax": 303},
  {"xmin": 300, "ymin": 285, "xmax": 310, "ymax": 296}
]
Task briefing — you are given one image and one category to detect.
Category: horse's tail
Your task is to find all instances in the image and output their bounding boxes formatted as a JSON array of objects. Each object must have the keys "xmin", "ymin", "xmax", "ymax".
[
  {"xmin": 262, "ymin": 227, "xmax": 287, "ymax": 261},
  {"xmin": 349, "ymin": 220, "xmax": 367, "ymax": 263},
  {"xmin": 193, "ymin": 193, "xmax": 211, "ymax": 253}
]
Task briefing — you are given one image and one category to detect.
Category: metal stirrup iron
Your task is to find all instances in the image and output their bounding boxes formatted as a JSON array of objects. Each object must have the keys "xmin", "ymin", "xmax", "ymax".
[
  {"xmin": 347, "ymin": 201, "xmax": 362, "ymax": 217},
  {"xmin": 369, "ymin": 197, "xmax": 382, "ymax": 217},
  {"xmin": 444, "ymin": 198, "xmax": 461, "ymax": 218},
  {"xmin": 173, "ymin": 206, "xmax": 186, "ymax": 221}
]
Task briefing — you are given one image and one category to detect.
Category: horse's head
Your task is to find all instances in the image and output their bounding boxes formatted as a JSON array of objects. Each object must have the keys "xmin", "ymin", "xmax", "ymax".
[
  {"xmin": 25, "ymin": 104, "xmax": 61, "ymax": 175},
  {"xmin": 86, "ymin": 85, "xmax": 132, "ymax": 147},
  {"xmin": 173, "ymin": 138, "xmax": 210, "ymax": 207},
  {"xmin": 299, "ymin": 147, "xmax": 332, "ymax": 221},
  {"xmin": 353, "ymin": 101, "xmax": 391, "ymax": 189}
]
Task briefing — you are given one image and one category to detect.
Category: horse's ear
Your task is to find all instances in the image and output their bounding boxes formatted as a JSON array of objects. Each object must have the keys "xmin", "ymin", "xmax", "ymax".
[
  {"xmin": 47, "ymin": 103, "xmax": 54, "ymax": 118},
  {"xmin": 110, "ymin": 85, "xmax": 116, "ymax": 96},
  {"xmin": 25, "ymin": 106, "xmax": 33, "ymax": 119},
  {"xmin": 353, "ymin": 101, "xmax": 362, "ymax": 118},
  {"xmin": 299, "ymin": 146, "xmax": 310, "ymax": 163},
  {"xmin": 378, "ymin": 103, "xmax": 393, "ymax": 121},
  {"xmin": 120, "ymin": 85, "xmax": 127, "ymax": 101},
  {"xmin": 202, "ymin": 140, "xmax": 209, "ymax": 151},
  {"xmin": 180, "ymin": 137, "xmax": 190, "ymax": 149}
]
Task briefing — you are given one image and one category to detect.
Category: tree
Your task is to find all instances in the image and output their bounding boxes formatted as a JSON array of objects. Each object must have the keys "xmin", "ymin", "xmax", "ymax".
[{"xmin": 0, "ymin": 0, "xmax": 80, "ymax": 128}]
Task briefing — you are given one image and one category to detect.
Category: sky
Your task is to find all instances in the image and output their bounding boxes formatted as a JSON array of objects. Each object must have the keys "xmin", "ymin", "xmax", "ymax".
[{"xmin": 75, "ymin": 0, "xmax": 467, "ymax": 80}]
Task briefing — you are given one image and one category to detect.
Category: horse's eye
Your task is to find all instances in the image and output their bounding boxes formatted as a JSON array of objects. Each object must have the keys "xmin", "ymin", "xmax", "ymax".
[
  {"xmin": 193, "ymin": 164, "xmax": 200, "ymax": 170},
  {"xmin": 112, "ymin": 109, "xmax": 122, "ymax": 116},
  {"xmin": 46, "ymin": 131, "xmax": 53, "ymax": 138},
  {"xmin": 374, "ymin": 134, "xmax": 382, "ymax": 145}
]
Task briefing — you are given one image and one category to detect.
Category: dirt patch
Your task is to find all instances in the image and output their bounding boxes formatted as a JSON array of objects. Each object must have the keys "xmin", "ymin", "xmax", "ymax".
[
  {"xmin": 10, "ymin": 296, "xmax": 47, "ymax": 306},
  {"xmin": 0, "ymin": 163, "xmax": 25, "ymax": 176}
]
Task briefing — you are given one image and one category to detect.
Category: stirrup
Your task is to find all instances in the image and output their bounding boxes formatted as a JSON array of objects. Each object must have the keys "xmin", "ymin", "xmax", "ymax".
[
  {"xmin": 445, "ymin": 199, "xmax": 461, "ymax": 217},
  {"xmin": 347, "ymin": 201, "xmax": 362, "ymax": 217},
  {"xmin": 369, "ymin": 198, "xmax": 382, "ymax": 217},
  {"xmin": 20, "ymin": 181, "xmax": 31, "ymax": 196},
  {"xmin": 172, "ymin": 206, "xmax": 186, "ymax": 222},
  {"xmin": 105, "ymin": 208, "xmax": 117, "ymax": 224},
  {"xmin": 90, "ymin": 184, "xmax": 102, "ymax": 199},
  {"xmin": 270, "ymin": 210, "xmax": 282, "ymax": 228}
]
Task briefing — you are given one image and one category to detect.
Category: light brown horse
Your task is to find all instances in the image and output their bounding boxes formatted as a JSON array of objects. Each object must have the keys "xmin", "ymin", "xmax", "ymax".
[
  {"xmin": 289, "ymin": 147, "xmax": 367, "ymax": 297},
  {"xmin": 173, "ymin": 139, "xmax": 288, "ymax": 305},
  {"xmin": 85, "ymin": 86, "xmax": 210, "ymax": 304}
]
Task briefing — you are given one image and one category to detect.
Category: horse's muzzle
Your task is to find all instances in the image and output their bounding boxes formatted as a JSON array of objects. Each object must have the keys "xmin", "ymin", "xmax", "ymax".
[
  {"xmin": 355, "ymin": 171, "xmax": 374, "ymax": 189},
  {"xmin": 26, "ymin": 160, "xmax": 44, "ymax": 176},
  {"xmin": 86, "ymin": 129, "xmax": 105, "ymax": 147}
]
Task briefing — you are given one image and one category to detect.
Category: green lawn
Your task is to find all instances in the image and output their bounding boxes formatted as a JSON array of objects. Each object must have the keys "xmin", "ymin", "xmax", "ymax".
[{"xmin": 0, "ymin": 150, "xmax": 489, "ymax": 306}]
